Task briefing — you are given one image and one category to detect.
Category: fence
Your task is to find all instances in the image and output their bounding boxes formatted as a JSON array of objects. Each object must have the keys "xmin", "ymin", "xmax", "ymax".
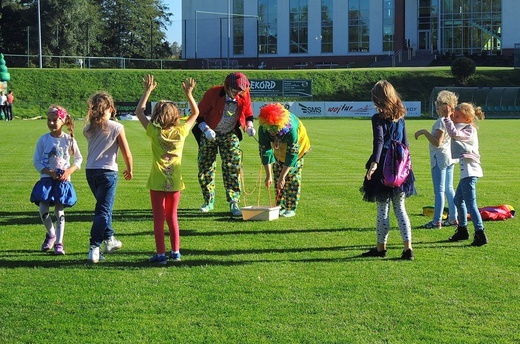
[{"xmin": 3, "ymin": 54, "xmax": 186, "ymax": 69}]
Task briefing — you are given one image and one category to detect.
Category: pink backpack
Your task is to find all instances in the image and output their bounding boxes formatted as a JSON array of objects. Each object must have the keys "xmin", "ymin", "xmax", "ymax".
[{"xmin": 382, "ymin": 121, "xmax": 411, "ymax": 188}]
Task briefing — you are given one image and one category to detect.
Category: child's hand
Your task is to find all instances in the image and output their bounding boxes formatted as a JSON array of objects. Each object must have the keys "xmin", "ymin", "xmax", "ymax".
[
  {"xmin": 414, "ymin": 129, "xmax": 426, "ymax": 140},
  {"xmin": 182, "ymin": 78, "xmax": 196, "ymax": 95},
  {"xmin": 123, "ymin": 169, "xmax": 133, "ymax": 180},
  {"xmin": 143, "ymin": 74, "xmax": 157, "ymax": 92},
  {"xmin": 58, "ymin": 168, "xmax": 72, "ymax": 181}
]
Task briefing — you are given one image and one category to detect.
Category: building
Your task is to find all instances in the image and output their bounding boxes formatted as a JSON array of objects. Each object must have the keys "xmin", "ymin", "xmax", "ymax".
[{"xmin": 181, "ymin": 0, "xmax": 518, "ymax": 69}]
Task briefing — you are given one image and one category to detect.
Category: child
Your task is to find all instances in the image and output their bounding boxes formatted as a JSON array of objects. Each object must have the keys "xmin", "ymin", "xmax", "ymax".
[
  {"xmin": 443, "ymin": 102, "xmax": 488, "ymax": 246},
  {"xmin": 257, "ymin": 103, "xmax": 311, "ymax": 218},
  {"xmin": 84, "ymin": 91, "xmax": 133, "ymax": 263},
  {"xmin": 30, "ymin": 106, "xmax": 82, "ymax": 255},
  {"xmin": 361, "ymin": 80, "xmax": 416, "ymax": 260},
  {"xmin": 135, "ymin": 75, "xmax": 199, "ymax": 264},
  {"xmin": 415, "ymin": 90, "xmax": 458, "ymax": 229}
]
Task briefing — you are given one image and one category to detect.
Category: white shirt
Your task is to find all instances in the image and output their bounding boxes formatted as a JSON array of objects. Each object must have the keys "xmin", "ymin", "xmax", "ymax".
[
  {"xmin": 84, "ymin": 120, "xmax": 123, "ymax": 171},
  {"xmin": 33, "ymin": 132, "xmax": 83, "ymax": 179},
  {"xmin": 429, "ymin": 118, "xmax": 457, "ymax": 169},
  {"xmin": 444, "ymin": 118, "xmax": 483, "ymax": 179}
]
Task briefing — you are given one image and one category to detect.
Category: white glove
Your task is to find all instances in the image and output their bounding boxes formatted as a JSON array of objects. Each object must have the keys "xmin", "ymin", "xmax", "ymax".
[
  {"xmin": 199, "ymin": 122, "xmax": 216, "ymax": 141},
  {"xmin": 246, "ymin": 121, "xmax": 256, "ymax": 137}
]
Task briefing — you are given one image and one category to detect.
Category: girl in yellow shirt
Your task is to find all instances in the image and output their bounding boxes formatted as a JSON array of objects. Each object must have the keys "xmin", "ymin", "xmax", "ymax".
[{"xmin": 135, "ymin": 75, "xmax": 199, "ymax": 264}]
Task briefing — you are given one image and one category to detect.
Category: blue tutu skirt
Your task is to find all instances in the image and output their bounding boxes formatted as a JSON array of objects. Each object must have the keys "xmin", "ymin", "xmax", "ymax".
[{"xmin": 30, "ymin": 177, "xmax": 77, "ymax": 207}]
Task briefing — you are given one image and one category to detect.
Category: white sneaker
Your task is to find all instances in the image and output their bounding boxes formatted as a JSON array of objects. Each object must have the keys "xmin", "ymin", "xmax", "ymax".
[
  {"xmin": 281, "ymin": 210, "xmax": 296, "ymax": 218},
  {"xmin": 88, "ymin": 246, "xmax": 104, "ymax": 263},
  {"xmin": 230, "ymin": 202, "xmax": 242, "ymax": 217},
  {"xmin": 102, "ymin": 236, "xmax": 122, "ymax": 254}
]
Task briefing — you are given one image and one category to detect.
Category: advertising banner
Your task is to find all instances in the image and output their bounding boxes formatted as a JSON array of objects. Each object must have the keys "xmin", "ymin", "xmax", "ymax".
[
  {"xmin": 252, "ymin": 101, "xmax": 421, "ymax": 117},
  {"xmin": 249, "ymin": 79, "xmax": 312, "ymax": 97}
]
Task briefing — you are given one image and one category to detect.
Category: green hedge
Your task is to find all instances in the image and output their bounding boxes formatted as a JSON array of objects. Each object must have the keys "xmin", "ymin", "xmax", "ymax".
[{"xmin": 6, "ymin": 67, "xmax": 520, "ymax": 118}]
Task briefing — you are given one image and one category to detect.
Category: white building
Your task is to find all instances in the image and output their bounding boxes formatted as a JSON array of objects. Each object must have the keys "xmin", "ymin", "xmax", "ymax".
[{"xmin": 182, "ymin": 0, "xmax": 519, "ymax": 69}]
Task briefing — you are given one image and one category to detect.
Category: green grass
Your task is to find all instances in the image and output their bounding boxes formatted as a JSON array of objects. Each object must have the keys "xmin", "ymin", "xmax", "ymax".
[
  {"xmin": 0, "ymin": 118, "xmax": 519, "ymax": 343},
  {"xmin": 8, "ymin": 67, "xmax": 520, "ymax": 118}
]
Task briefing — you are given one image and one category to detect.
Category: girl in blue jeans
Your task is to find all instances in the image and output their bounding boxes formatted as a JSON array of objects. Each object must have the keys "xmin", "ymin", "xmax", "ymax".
[
  {"xmin": 415, "ymin": 90, "xmax": 458, "ymax": 229},
  {"xmin": 83, "ymin": 92, "xmax": 133, "ymax": 263},
  {"xmin": 443, "ymin": 102, "xmax": 487, "ymax": 246}
]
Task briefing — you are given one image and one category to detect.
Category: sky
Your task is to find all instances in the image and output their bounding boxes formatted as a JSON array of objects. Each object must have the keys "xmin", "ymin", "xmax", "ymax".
[{"xmin": 163, "ymin": 0, "xmax": 182, "ymax": 44}]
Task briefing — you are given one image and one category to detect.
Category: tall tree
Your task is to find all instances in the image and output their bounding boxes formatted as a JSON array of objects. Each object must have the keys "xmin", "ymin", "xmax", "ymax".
[
  {"xmin": 0, "ymin": 0, "xmax": 174, "ymax": 65},
  {"xmin": 96, "ymin": 0, "xmax": 171, "ymax": 58}
]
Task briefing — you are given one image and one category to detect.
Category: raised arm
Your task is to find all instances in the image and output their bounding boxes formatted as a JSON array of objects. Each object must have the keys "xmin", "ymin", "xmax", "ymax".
[
  {"xmin": 135, "ymin": 74, "xmax": 157, "ymax": 130},
  {"xmin": 182, "ymin": 77, "xmax": 200, "ymax": 129}
]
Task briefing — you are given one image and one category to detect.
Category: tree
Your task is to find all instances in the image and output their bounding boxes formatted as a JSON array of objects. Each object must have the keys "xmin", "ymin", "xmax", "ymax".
[
  {"xmin": 97, "ymin": 0, "xmax": 171, "ymax": 58},
  {"xmin": 451, "ymin": 57, "xmax": 476, "ymax": 85},
  {"xmin": 170, "ymin": 41, "xmax": 182, "ymax": 58},
  {"xmin": 0, "ymin": 0, "xmax": 174, "ymax": 64}
]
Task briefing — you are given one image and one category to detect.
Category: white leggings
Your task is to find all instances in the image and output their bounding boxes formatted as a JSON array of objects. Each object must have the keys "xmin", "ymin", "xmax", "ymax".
[
  {"xmin": 376, "ymin": 192, "xmax": 412, "ymax": 244},
  {"xmin": 39, "ymin": 202, "xmax": 65, "ymax": 243}
]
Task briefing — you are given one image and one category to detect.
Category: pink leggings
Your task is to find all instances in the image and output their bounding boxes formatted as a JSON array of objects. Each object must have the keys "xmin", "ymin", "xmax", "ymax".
[{"xmin": 150, "ymin": 190, "xmax": 180, "ymax": 254}]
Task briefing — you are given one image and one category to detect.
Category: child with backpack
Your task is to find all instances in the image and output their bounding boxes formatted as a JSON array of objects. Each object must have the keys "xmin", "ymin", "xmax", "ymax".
[{"xmin": 361, "ymin": 80, "xmax": 416, "ymax": 260}]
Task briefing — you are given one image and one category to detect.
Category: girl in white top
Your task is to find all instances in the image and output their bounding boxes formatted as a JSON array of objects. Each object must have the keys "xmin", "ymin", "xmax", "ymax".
[
  {"xmin": 443, "ymin": 102, "xmax": 487, "ymax": 247},
  {"xmin": 31, "ymin": 106, "xmax": 82, "ymax": 255},
  {"xmin": 415, "ymin": 90, "xmax": 458, "ymax": 229},
  {"xmin": 83, "ymin": 91, "xmax": 133, "ymax": 263}
]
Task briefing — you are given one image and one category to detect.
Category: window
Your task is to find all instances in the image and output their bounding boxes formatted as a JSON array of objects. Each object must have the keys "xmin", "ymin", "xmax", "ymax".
[
  {"xmin": 321, "ymin": 0, "xmax": 333, "ymax": 53},
  {"xmin": 348, "ymin": 0, "xmax": 369, "ymax": 52},
  {"xmin": 289, "ymin": 0, "xmax": 308, "ymax": 54},
  {"xmin": 383, "ymin": 0, "xmax": 394, "ymax": 52},
  {"xmin": 440, "ymin": 0, "xmax": 501, "ymax": 54},
  {"xmin": 233, "ymin": 0, "xmax": 244, "ymax": 55},
  {"xmin": 258, "ymin": 0, "xmax": 277, "ymax": 54}
]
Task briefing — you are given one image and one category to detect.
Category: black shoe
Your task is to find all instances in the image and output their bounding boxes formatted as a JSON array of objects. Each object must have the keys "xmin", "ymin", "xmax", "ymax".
[
  {"xmin": 470, "ymin": 231, "xmax": 488, "ymax": 246},
  {"xmin": 401, "ymin": 249, "xmax": 414, "ymax": 260},
  {"xmin": 361, "ymin": 247, "xmax": 387, "ymax": 258},
  {"xmin": 449, "ymin": 226, "xmax": 469, "ymax": 242}
]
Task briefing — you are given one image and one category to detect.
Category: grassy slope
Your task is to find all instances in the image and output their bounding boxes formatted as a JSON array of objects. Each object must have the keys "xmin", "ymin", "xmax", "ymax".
[{"xmin": 7, "ymin": 67, "xmax": 520, "ymax": 118}]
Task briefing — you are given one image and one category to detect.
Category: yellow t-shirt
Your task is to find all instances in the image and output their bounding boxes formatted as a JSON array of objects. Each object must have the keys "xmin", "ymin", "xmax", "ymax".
[{"xmin": 146, "ymin": 121, "xmax": 190, "ymax": 191}]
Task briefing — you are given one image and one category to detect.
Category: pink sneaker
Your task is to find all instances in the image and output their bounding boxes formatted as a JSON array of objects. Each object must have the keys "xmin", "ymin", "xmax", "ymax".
[
  {"xmin": 54, "ymin": 243, "xmax": 65, "ymax": 255},
  {"xmin": 41, "ymin": 234, "xmax": 56, "ymax": 251}
]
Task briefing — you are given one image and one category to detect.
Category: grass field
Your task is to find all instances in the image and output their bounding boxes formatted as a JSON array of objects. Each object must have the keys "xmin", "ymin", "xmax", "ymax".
[{"xmin": 0, "ymin": 118, "xmax": 518, "ymax": 343}]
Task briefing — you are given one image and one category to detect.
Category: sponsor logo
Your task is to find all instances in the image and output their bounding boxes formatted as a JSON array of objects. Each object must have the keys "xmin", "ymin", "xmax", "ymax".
[
  {"xmin": 298, "ymin": 103, "xmax": 322, "ymax": 114},
  {"xmin": 250, "ymin": 80, "xmax": 277, "ymax": 90},
  {"xmin": 327, "ymin": 104, "xmax": 354, "ymax": 114}
]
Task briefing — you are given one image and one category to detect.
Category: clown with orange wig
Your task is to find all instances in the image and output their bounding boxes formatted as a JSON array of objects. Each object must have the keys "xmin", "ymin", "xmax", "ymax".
[{"xmin": 258, "ymin": 103, "xmax": 311, "ymax": 218}]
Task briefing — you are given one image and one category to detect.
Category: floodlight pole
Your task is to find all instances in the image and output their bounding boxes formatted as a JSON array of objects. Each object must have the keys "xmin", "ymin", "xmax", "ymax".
[
  {"xmin": 37, "ymin": 0, "xmax": 42, "ymax": 68},
  {"xmin": 227, "ymin": 0, "xmax": 231, "ymax": 67}
]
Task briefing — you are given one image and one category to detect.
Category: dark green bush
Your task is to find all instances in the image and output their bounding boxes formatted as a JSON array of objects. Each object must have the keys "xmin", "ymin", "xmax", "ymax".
[{"xmin": 451, "ymin": 57, "xmax": 476, "ymax": 85}]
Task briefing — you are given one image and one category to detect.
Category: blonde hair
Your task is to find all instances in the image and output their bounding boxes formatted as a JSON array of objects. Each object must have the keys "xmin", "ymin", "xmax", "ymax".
[
  {"xmin": 455, "ymin": 102, "xmax": 485, "ymax": 128},
  {"xmin": 371, "ymin": 80, "xmax": 407, "ymax": 121},
  {"xmin": 85, "ymin": 91, "xmax": 115, "ymax": 135},
  {"xmin": 150, "ymin": 101, "xmax": 181, "ymax": 129},
  {"xmin": 435, "ymin": 90, "xmax": 458, "ymax": 108},
  {"xmin": 47, "ymin": 105, "xmax": 76, "ymax": 154}
]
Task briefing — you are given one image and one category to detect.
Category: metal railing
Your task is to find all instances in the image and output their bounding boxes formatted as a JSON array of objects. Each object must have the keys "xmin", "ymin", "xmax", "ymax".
[{"xmin": 3, "ymin": 54, "xmax": 186, "ymax": 69}]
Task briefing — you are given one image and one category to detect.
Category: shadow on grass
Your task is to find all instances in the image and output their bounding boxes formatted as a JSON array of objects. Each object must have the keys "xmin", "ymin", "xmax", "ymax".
[
  {"xmin": 124, "ymin": 227, "xmax": 377, "ymax": 238},
  {"xmin": 0, "ymin": 239, "xmax": 471, "ymax": 269},
  {"xmin": 0, "ymin": 208, "xmax": 253, "ymax": 226}
]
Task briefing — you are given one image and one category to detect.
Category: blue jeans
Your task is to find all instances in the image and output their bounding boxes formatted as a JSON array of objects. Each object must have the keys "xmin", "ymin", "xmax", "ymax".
[
  {"xmin": 431, "ymin": 163, "xmax": 457, "ymax": 223},
  {"xmin": 454, "ymin": 176, "xmax": 484, "ymax": 232},
  {"xmin": 86, "ymin": 169, "xmax": 118, "ymax": 247}
]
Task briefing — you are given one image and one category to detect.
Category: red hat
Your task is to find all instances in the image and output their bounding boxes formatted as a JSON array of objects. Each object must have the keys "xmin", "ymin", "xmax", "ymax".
[{"xmin": 225, "ymin": 72, "xmax": 250, "ymax": 91}]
